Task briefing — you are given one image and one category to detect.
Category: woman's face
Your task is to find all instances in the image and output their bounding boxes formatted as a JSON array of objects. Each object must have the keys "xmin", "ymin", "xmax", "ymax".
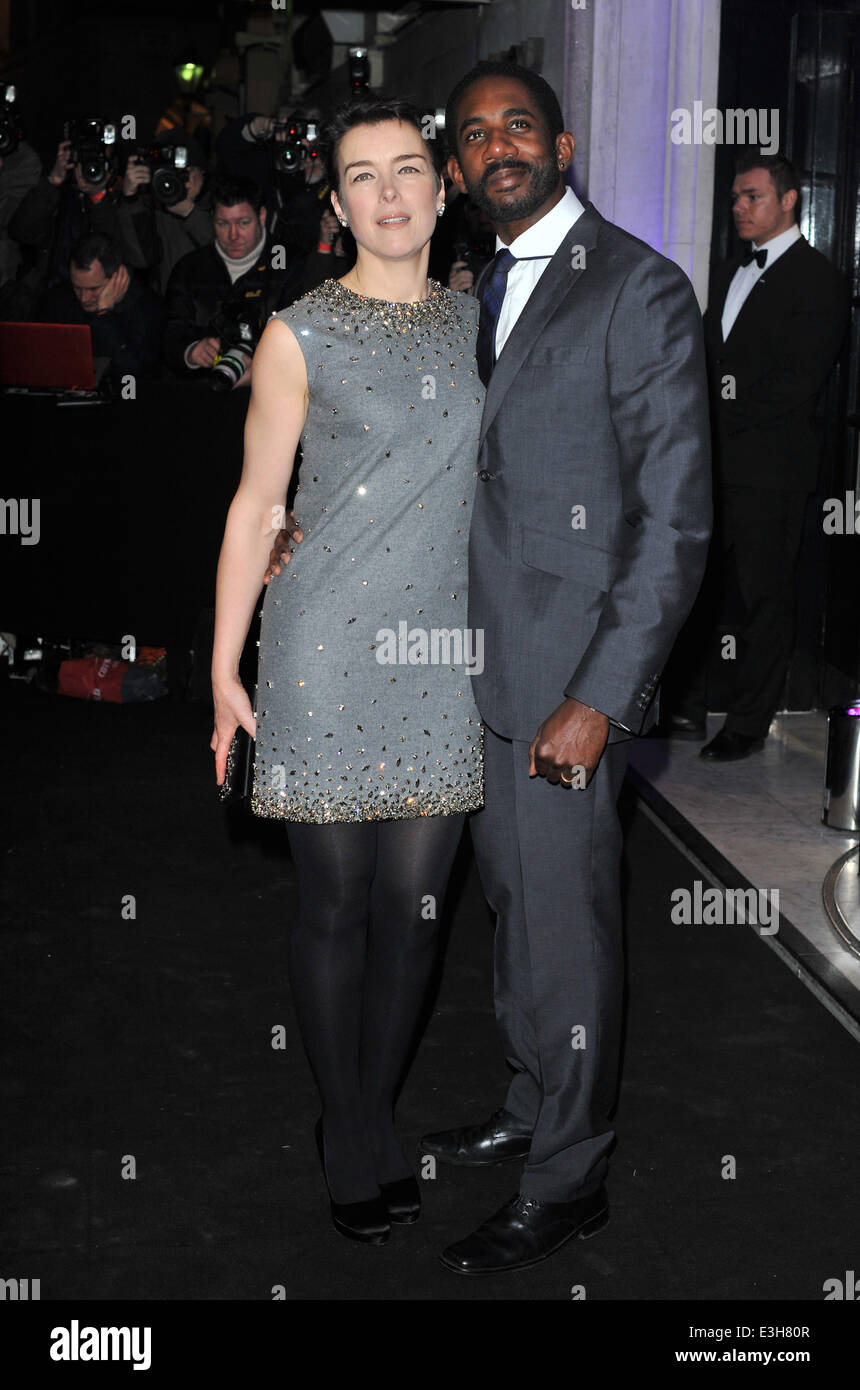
[{"xmin": 331, "ymin": 119, "xmax": 443, "ymax": 262}]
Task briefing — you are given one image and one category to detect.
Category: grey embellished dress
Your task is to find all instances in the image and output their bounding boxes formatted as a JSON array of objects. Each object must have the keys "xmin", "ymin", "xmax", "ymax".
[{"xmin": 251, "ymin": 277, "xmax": 485, "ymax": 824}]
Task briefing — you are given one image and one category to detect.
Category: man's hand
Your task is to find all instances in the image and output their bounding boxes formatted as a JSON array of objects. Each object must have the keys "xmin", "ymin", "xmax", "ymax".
[
  {"xmin": 188, "ymin": 335, "xmax": 221, "ymax": 368},
  {"xmin": 263, "ymin": 514, "xmax": 304, "ymax": 584},
  {"xmin": 318, "ymin": 208, "xmax": 340, "ymax": 252},
  {"xmin": 96, "ymin": 264, "xmax": 130, "ymax": 312},
  {"xmin": 48, "ymin": 140, "xmax": 72, "ymax": 187},
  {"xmin": 167, "ymin": 166, "xmax": 204, "ymax": 217},
  {"xmin": 247, "ymin": 114, "xmax": 275, "ymax": 141},
  {"xmin": 528, "ymin": 697, "xmax": 610, "ymax": 786},
  {"xmin": 122, "ymin": 155, "xmax": 151, "ymax": 198},
  {"xmin": 448, "ymin": 259, "xmax": 474, "ymax": 293}
]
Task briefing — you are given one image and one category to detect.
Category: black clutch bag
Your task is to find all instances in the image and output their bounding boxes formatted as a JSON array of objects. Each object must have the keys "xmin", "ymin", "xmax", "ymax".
[{"xmin": 218, "ymin": 725, "xmax": 255, "ymax": 805}]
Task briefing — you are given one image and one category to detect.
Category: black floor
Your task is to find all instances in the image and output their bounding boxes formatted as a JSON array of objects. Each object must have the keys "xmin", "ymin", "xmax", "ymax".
[{"xmin": 2, "ymin": 677, "xmax": 859, "ymax": 1301}]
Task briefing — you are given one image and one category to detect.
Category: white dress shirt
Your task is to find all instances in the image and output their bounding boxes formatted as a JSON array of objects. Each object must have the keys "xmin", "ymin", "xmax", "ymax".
[
  {"xmin": 720, "ymin": 222, "xmax": 802, "ymax": 340},
  {"xmin": 494, "ymin": 185, "xmax": 586, "ymax": 358}
]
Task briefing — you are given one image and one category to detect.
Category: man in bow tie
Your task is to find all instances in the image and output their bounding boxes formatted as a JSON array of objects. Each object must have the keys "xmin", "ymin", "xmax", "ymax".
[{"xmin": 667, "ymin": 152, "xmax": 849, "ymax": 759}]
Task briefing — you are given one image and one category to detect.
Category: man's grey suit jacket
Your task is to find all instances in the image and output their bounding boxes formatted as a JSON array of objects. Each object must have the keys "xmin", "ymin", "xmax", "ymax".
[{"xmin": 468, "ymin": 201, "xmax": 713, "ymax": 744}]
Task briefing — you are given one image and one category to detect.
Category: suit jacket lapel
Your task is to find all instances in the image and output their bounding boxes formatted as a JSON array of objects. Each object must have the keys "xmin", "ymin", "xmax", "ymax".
[
  {"xmin": 721, "ymin": 238, "xmax": 806, "ymax": 344},
  {"xmin": 478, "ymin": 202, "xmax": 602, "ymax": 448}
]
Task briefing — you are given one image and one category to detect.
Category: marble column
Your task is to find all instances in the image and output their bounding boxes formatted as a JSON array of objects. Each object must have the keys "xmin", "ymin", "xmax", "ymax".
[{"xmin": 564, "ymin": 0, "xmax": 722, "ymax": 309}]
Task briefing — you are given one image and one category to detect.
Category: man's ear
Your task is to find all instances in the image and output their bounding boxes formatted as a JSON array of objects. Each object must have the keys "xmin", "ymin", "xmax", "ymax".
[
  {"xmin": 782, "ymin": 187, "xmax": 798, "ymax": 216},
  {"xmin": 259, "ymin": 204, "xmax": 267, "ymax": 226},
  {"xmin": 447, "ymin": 153, "xmax": 467, "ymax": 197}
]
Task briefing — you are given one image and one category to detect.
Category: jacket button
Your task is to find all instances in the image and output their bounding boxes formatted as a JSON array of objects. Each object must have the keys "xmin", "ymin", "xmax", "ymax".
[{"xmin": 478, "ymin": 469, "xmax": 494, "ymax": 481}]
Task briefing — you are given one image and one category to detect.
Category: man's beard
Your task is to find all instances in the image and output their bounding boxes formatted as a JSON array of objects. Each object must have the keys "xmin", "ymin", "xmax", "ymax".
[{"xmin": 466, "ymin": 153, "xmax": 560, "ymax": 223}]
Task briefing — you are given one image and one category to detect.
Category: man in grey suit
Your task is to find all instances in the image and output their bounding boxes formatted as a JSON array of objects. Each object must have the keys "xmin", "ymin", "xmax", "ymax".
[{"xmin": 421, "ymin": 60, "xmax": 713, "ymax": 1275}]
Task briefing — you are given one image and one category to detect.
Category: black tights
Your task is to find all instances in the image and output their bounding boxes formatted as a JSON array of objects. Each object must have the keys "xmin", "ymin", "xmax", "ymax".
[{"xmin": 285, "ymin": 813, "xmax": 465, "ymax": 1203}]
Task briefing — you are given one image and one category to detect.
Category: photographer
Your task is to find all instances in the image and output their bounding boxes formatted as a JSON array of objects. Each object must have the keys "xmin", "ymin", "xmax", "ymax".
[
  {"xmin": 7, "ymin": 125, "xmax": 142, "ymax": 306},
  {"xmin": 215, "ymin": 108, "xmax": 332, "ymax": 257},
  {"xmin": 299, "ymin": 205, "xmax": 352, "ymax": 295},
  {"xmin": 0, "ymin": 139, "xmax": 41, "ymax": 287},
  {"xmin": 162, "ymin": 173, "xmax": 304, "ymax": 386},
  {"xmin": 37, "ymin": 230, "xmax": 164, "ymax": 381},
  {"xmin": 116, "ymin": 130, "xmax": 213, "ymax": 296}
]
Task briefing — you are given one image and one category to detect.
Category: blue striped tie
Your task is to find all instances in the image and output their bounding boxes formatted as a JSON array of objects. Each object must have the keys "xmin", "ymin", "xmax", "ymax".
[{"xmin": 476, "ymin": 248, "xmax": 516, "ymax": 386}]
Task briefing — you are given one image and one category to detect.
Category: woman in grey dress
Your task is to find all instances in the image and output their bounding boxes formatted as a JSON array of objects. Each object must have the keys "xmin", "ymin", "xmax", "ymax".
[{"xmin": 211, "ymin": 98, "xmax": 484, "ymax": 1244}]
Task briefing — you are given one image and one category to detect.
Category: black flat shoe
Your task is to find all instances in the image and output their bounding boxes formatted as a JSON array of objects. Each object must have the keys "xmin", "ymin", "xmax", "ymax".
[
  {"xmin": 419, "ymin": 1107, "xmax": 533, "ymax": 1166},
  {"xmin": 379, "ymin": 1174, "xmax": 421, "ymax": 1224},
  {"xmin": 314, "ymin": 1119, "xmax": 391, "ymax": 1245}
]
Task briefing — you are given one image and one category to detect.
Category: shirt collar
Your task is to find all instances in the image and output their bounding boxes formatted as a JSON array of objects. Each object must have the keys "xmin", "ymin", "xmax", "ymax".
[
  {"xmin": 752, "ymin": 223, "xmax": 802, "ymax": 259},
  {"xmin": 495, "ymin": 185, "xmax": 586, "ymax": 259}
]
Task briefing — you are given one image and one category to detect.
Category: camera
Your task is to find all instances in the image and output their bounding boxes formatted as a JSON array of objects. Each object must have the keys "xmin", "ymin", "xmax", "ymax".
[
  {"xmin": 269, "ymin": 115, "xmax": 319, "ymax": 175},
  {"xmin": 209, "ymin": 302, "xmax": 263, "ymax": 391},
  {"xmin": 65, "ymin": 117, "xmax": 117, "ymax": 187},
  {"xmin": 130, "ymin": 143, "xmax": 189, "ymax": 206},
  {"xmin": 0, "ymin": 84, "xmax": 22, "ymax": 157}
]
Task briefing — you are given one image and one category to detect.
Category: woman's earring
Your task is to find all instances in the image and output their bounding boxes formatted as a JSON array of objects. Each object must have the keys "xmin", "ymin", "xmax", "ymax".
[
  {"xmin": 338, "ymin": 215, "xmax": 349, "ymax": 227},
  {"xmin": 436, "ymin": 203, "xmax": 445, "ymax": 218}
]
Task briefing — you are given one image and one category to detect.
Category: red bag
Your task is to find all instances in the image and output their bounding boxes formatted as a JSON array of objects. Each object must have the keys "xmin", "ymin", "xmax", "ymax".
[{"xmin": 58, "ymin": 655, "xmax": 128, "ymax": 702}]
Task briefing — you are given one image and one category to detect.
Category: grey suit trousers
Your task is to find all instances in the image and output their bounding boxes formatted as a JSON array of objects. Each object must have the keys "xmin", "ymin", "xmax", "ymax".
[{"xmin": 469, "ymin": 720, "xmax": 630, "ymax": 1201}]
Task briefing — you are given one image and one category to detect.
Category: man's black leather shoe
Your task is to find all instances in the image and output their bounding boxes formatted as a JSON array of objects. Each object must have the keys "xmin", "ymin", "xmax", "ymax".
[
  {"xmin": 440, "ymin": 1186, "xmax": 609, "ymax": 1275},
  {"xmin": 664, "ymin": 713, "xmax": 707, "ymax": 740},
  {"xmin": 419, "ymin": 1108, "xmax": 532, "ymax": 1166},
  {"xmin": 700, "ymin": 728, "xmax": 765, "ymax": 761}
]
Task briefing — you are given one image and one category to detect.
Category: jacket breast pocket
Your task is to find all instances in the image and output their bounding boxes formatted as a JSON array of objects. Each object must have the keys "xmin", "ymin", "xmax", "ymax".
[
  {"xmin": 521, "ymin": 529, "xmax": 616, "ymax": 593},
  {"xmin": 525, "ymin": 344, "xmax": 591, "ymax": 370}
]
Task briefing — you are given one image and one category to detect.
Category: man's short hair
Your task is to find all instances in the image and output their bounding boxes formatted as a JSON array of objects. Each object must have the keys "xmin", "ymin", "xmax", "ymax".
[
  {"xmin": 444, "ymin": 60, "xmax": 564, "ymax": 160},
  {"xmin": 70, "ymin": 231, "xmax": 122, "ymax": 277},
  {"xmin": 734, "ymin": 150, "xmax": 801, "ymax": 216},
  {"xmin": 211, "ymin": 174, "xmax": 263, "ymax": 214}
]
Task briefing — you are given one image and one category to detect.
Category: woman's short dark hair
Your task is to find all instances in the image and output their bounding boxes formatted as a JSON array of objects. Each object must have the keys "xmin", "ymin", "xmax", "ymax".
[
  {"xmin": 444, "ymin": 60, "xmax": 565, "ymax": 159},
  {"xmin": 70, "ymin": 231, "xmax": 122, "ymax": 277},
  {"xmin": 320, "ymin": 96, "xmax": 444, "ymax": 194}
]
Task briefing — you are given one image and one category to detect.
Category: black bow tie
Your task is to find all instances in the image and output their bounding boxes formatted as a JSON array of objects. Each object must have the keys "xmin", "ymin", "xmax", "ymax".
[{"xmin": 741, "ymin": 248, "xmax": 768, "ymax": 269}]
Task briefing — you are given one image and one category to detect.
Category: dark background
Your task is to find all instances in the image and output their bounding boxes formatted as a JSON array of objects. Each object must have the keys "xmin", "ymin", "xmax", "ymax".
[{"xmin": 1, "ymin": 0, "xmax": 857, "ymax": 706}]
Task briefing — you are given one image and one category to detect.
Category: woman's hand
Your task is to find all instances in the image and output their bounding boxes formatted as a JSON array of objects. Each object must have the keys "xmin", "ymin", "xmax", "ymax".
[{"xmin": 210, "ymin": 677, "xmax": 257, "ymax": 786}]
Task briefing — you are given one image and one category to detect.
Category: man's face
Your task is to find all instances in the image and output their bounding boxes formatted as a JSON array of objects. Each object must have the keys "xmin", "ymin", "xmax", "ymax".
[
  {"xmin": 447, "ymin": 76, "xmax": 566, "ymax": 225},
  {"xmin": 214, "ymin": 201, "xmax": 265, "ymax": 258},
  {"xmin": 731, "ymin": 167, "xmax": 797, "ymax": 245},
  {"xmin": 71, "ymin": 258, "xmax": 109, "ymax": 311}
]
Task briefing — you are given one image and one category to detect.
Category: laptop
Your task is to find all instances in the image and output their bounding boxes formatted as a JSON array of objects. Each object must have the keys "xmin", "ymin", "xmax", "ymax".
[{"xmin": 0, "ymin": 322, "xmax": 110, "ymax": 398}]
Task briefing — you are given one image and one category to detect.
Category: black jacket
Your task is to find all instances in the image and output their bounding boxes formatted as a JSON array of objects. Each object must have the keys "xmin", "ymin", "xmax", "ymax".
[
  {"xmin": 703, "ymin": 237, "xmax": 849, "ymax": 491},
  {"xmin": 162, "ymin": 232, "xmax": 304, "ymax": 376},
  {"xmin": 37, "ymin": 273, "xmax": 165, "ymax": 381},
  {"xmin": 8, "ymin": 175, "xmax": 139, "ymax": 292}
]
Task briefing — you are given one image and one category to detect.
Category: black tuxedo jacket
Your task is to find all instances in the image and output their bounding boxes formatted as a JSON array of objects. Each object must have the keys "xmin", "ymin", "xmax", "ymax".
[{"xmin": 703, "ymin": 237, "xmax": 849, "ymax": 491}]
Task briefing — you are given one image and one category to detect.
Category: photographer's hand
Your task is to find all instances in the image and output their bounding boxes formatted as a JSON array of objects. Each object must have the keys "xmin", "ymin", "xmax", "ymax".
[
  {"xmin": 48, "ymin": 140, "xmax": 72, "ymax": 187},
  {"xmin": 96, "ymin": 264, "xmax": 130, "ymax": 312},
  {"xmin": 167, "ymin": 166, "xmax": 204, "ymax": 218},
  {"xmin": 188, "ymin": 336, "xmax": 221, "ymax": 368},
  {"xmin": 247, "ymin": 115, "xmax": 274, "ymax": 141},
  {"xmin": 122, "ymin": 155, "xmax": 151, "ymax": 198},
  {"xmin": 448, "ymin": 259, "xmax": 474, "ymax": 293}
]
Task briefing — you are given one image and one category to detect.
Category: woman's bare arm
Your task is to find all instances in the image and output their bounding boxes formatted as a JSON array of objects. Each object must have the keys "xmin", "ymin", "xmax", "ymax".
[{"xmin": 210, "ymin": 315, "xmax": 309, "ymax": 777}]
